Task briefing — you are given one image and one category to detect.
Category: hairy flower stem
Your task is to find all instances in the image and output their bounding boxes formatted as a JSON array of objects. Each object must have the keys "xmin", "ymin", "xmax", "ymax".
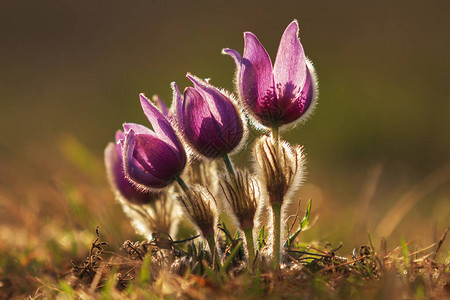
[
  {"xmin": 206, "ymin": 234, "xmax": 221, "ymax": 271},
  {"xmin": 175, "ymin": 175, "xmax": 189, "ymax": 194},
  {"xmin": 272, "ymin": 203, "xmax": 282, "ymax": 268},
  {"xmin": 243, "ymin": 227, "xmax": 255, "ymax": 270},
  {"xmin": 222, "ymin": 153, "xmax": 236, "ymax": 177}
]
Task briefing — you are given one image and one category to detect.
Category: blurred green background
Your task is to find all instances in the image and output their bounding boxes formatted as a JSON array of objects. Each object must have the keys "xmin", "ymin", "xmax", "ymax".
[{"xmin": 0, "ymin": 0, "xmax": 448, "ymax": 256}]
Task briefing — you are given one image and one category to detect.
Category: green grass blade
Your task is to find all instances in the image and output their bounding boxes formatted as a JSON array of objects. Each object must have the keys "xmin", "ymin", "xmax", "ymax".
[{"xmin": 285, "ymin": 199, "xmax": 312, "ymax": 247}]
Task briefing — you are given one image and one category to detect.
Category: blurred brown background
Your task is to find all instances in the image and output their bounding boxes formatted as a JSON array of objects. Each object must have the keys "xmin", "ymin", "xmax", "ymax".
[{"xmin": 0, "ymin": 0, "xmax": 449, "ymax": 254}]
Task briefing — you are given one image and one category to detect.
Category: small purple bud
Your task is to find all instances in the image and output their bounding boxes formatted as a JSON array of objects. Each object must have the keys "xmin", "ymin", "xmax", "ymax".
[
  {"xmin": 122, "ymin": 94, "xmax": 187, "ymax": 190},
  {"xmin": 174, "ymin": 73, "xmax": 244, "ymax": 158},
  {"xmin": 223, "ymin": 20, "xmax": 318, "ymax": 128},
  {"xmin": 104, "ymin": 130, "xmax": 157, "ymax": 204}
]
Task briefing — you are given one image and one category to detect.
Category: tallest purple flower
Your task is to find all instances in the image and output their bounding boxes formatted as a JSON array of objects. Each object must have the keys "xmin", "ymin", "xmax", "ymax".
[{"xmin": 223, "ymin": 20, "xmax": 318, "ymax": 127}]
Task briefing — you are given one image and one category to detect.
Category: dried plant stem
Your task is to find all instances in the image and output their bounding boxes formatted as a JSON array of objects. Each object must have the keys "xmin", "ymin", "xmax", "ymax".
[
  {"xmin": 243, "ymin": 227, "xmax": 255, "ymax": 270},
  {"xmin": 222, "ymin": 154, "xmax": 236, "ymax": 177},
  {"xmin": 272, "ymin": 203, "xmax": 282, "ymax": 267},
  {"xmin": 175, "ymin": 175, "xmax": 189, "ymax": 193}
]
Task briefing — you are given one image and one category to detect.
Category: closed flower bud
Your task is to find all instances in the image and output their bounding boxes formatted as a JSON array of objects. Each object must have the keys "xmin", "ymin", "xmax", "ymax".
[
  {"xmin": 223, "ymin": 20, "xmax": 318, "ymax": 128},
  {"xmin": 187, "ymin": 158, "xmax": 219, "ymax": 194},
  {"xmin": 254, "ymin": 135, "xmax": 305, "ymax": 205},
  {"xmin": 104, "ymin": 130, "xmax": 159, "ymax": 204},
  {"xmin": 174, "ymin": 73, "xmax": 245, "ymax": 158},
  {"xmin": 123, "ymin": 94, "xmax": 187, "ymax": 190},
  {"xmin": 178, "ymin": 185, "xmax": 217, "ymax": 239},
  {"xmin": 219, "ymin": 169, "xmax": 260, "ymax": 230}
]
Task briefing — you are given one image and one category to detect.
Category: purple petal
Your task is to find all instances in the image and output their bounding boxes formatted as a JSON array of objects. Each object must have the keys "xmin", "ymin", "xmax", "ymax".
[
  {"xmin": 242, "ymin": 32, "xmax": 275, "ymax": 111},
  {"xmin": 123, "ymin": 130, "xmax": 184, "ymax": 189},
  {"xmin": 186, "ymin": 74, "xmax": 236, "ymax": 126},
  {"xmin": 222, "ymin": 48, "xmax": 242, "ymax": 75},
  {"xmin": 114, "ymin": 130, "xmax": 126, "ymax": 155},
  {"xmin": 181, "ymin": 87, "xmax": 211, "ymax": 141},
  {"xmin": 123, "ymin": 131, "xmax": 167, "ymax": 188},
  {"xmin": 222, "ymin": 48, "xmax": 245, "ymax": 107},
  {"xmin": 104, "ymin": 142, "xmax": 152, "ymax": 204},
  {"xmin": 139, "ymin": 94, "xmax": 184, "ymax": 154},
  {"xmin": 273, "ymin": 20, "xmax": 307, "ymax": 104},
  {"xmin": 115, "ymin": 130, "xmax": 125, "ymax": 143},
  {"xmin": 185, "ymin": 74, "xmax": 244, "ymax": 156},
  {"xmin": 152, "ymin": 94, "xmax": 170, "ymax": 117},
  {"xmin": 123, "ymin": 123, "xmax": 154, "ymax": 135},
  {"xmin": 172, "ymin": 82, "xmax": 185, "ymax": 128},
  {"xmin": 182, "ymin": 87, "xmax": 226, "ymax": 157},
  {"xmin": 281, "ymin": 66, "xmax": 315, "ymax": 124}
]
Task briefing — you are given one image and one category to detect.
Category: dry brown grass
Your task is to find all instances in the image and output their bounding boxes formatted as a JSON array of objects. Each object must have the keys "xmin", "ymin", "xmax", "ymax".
[{"xmin": 0, "ymin": 139, "xmax": 448, "ymax": 299}]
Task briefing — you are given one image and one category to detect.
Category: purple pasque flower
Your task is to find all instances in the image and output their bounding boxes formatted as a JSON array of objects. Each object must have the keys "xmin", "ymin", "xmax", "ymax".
[
  {"xmin": 173, "ymin": 73, "xmax": 244, "ymax": 158},
  {"xmin": 223, "ymin": 20, "xmax": 318, "ymax": 128},
  {"xmin": 104, "ymin": 130, "xmax": 157, "ymax": 204},
  {"xmin": 122, "ymin": 94, "xmax": 187, "ymax": 190}
]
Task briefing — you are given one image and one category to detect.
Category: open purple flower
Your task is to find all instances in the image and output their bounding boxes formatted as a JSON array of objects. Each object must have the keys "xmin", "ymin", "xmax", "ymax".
[
  {"xmin": 104, "ymin": 130, "xmax": 157, "ymax": 204},
  {"xmin": 223, "ymin": 20, "xmax": 318, "ymax": 128},
  {"xmin": 173, "ymin": 73, "xmax": 244, "ymax": 158},
  {"xmin": 122, "ymin": 94, "xmax": 187, "ymax": 190}
]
